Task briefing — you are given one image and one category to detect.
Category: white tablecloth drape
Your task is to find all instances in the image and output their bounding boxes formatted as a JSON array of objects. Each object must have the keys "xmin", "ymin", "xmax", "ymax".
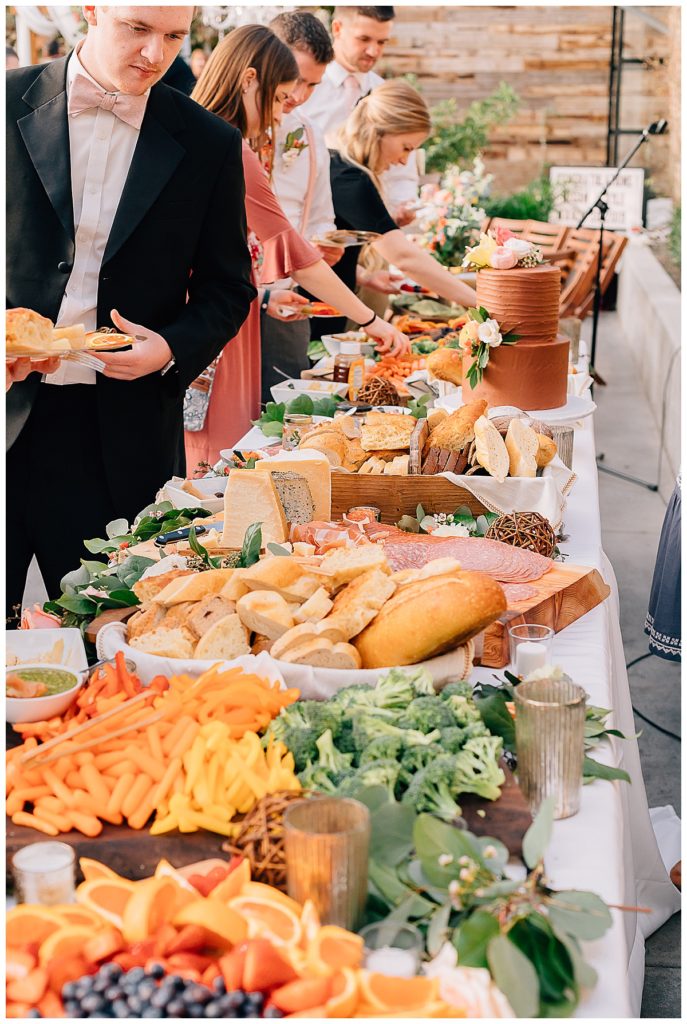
[
  {"xmin": 472, "ymin": 417, "xmax": 681, "ymax": 1017},
  {"xmin": 231, "ymin": 410, "xmax": 680, "ymax": 1016}
]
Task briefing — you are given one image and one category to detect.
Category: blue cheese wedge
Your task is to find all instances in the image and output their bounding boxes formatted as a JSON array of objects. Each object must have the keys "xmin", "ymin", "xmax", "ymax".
[{"xmin": 270, "ymin": 471, "xmax": 315, "ymax": 526}]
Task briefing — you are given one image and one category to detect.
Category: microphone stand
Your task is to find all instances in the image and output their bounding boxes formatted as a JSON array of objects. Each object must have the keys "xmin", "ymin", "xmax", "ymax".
[{"xmin": 576, "ymin": 119, "xmax": 666, "ymax": 492}]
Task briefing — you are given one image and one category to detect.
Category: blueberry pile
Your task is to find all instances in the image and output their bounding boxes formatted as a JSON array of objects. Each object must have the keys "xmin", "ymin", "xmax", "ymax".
[{"xmin": 60, "ymin": 964, "xmax": 285, "ymax": 1019}]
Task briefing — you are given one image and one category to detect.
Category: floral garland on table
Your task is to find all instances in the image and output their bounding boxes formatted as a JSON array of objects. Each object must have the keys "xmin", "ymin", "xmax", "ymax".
[
  {"xmin": 462, "ymin": 225, "xmax": 544, "ymax": 272},
  {"xmin": 458, "ymin": 306, "xmax": 520, "ymax": 389},
  {"xmin": 281, "ymin": 125, "xmax": 309, "ymax": 169}
]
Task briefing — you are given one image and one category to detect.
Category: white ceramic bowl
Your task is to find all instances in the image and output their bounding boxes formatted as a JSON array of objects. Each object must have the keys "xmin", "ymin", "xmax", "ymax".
[
  {"xmin": 270, "ymin": 378, "xmax": 350, "ymax": 405},
  {"xmin": 6, "ymin": 664, "xmax": 84, "ymax": 724},
  {"xmin": 321, "ymin": 333, "xmax": 375, "ymax": 358}
]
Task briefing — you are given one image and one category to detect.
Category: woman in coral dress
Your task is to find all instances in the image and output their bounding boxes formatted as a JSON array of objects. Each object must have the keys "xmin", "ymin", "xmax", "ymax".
[{"xmin": 185, "ymin": 26, "xmax": 408, "ymax": 471}]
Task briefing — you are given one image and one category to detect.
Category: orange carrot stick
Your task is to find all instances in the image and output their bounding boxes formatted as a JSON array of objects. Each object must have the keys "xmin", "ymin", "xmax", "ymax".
[
  {"xmin": 106, "ymin": 773, "xmax": 136, "ymax": 818},
  {"xmin": 67, "ymin": 810, "xmax": 102, "ymax": 836},
  {"xmin": 11, "ymin": 811, "xmax": 59, "ymax": 836},
  {"xmin": 121, "ymin": 774, "xmax": 154, "ymax": 820}
]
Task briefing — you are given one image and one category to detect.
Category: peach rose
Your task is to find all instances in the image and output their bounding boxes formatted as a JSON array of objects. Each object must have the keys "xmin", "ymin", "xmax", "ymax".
[
  {"xmin": 489, "ymin": 246, "xmax": 519, "ymax": 270},
  {"xmin": 459, "ymin": 319, "xmax": 480, "ymax": 353},
  {"xmin": 490, "ymin": 225, "xmax": 516, "ymax": 246}
]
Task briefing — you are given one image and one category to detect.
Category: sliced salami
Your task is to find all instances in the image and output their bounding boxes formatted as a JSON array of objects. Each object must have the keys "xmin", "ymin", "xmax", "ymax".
[{"xmin": 501, "ymin": 582, "xmax": 539, "ymax": 605}]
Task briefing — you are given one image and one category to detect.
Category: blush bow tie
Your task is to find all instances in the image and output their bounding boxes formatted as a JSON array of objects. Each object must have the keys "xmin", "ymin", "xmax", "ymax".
[{"xmin": 68, "ymin": 72, "xmax": 147, "ymax": 130}]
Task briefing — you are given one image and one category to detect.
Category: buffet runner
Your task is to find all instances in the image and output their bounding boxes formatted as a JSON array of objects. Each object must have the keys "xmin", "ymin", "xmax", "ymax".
[{"xmin": 6, "ymin": 5, "xmax": 256, "ymax": 618}]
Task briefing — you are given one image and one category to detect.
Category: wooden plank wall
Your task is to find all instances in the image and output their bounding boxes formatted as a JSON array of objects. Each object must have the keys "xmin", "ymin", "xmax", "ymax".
[{"xmin": 374, "ymin": 5, "xmax": 677, "ymax": 199}]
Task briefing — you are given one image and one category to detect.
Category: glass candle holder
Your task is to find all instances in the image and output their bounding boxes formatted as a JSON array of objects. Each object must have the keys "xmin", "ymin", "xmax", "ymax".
[
  {"xmin": 508, "ymin": 623, "xmax": 554, "ymax": 676},
  {"xmin": 514, "ymin": 677, "xmax": 586, "ymax": 819},
  {"xmin": 12, "ymin": 841, "xmax": 76, "ymax": 905},
  {"xmin": 359, "ymin": 921, "xmax": 423, "ymax": 978},
  {"xmin": 284, "ymin": 797, "xmax": 370, "ymax": 931}
]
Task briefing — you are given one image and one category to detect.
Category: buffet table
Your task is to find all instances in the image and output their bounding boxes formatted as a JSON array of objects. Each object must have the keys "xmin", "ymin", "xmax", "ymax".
[{"xmin": 231, "ymin": 407, "xmax": 680, "ymax": 1017}]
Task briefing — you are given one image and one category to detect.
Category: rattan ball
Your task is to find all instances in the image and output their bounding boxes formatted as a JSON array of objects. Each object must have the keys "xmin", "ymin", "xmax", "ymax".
[
  {"xmin": 222, "ymin": 790, "xmax": 311, "ymax": 891},
  {"xmin": 356, "ymin": 375, "xmax": 401, "ymax": 407},
  {"xmin": 485, "ymin": 511, "xmax": 557, "ymax": 558}
]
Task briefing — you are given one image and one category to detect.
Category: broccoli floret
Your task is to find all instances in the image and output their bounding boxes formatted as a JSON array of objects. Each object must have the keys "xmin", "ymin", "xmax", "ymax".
[
  {"xmin": 440, "ymin": 681, "xmax": 474, "ymax": 701},
  {"xmin": 358, "ymin": 735, "xmax": 403, "ymax": 767},
  {"xmin": 298, "ymin": 763, "xmax": 339, "ymax": 794},
  {"xmin": 351, "ymin": 712, "xmax": 440, "ymax": 754},
  {"xmin": 264, "ymin": 712, "xmax": 319, "ymax": 772},
  {"xmin": 373, "ymin": 669, "xmax": 420, "ymax": 708},
  {"xmin": 444, "ymin": 694, "xmax": 483, "ymax": 728},
  {"xmin": 315, "ymin": 729, "xmax": 354, "ymax": 774},
  {"xmin": 337, "ymin": 759, "xmax": 401, "ymax": 800},
  {"xmin": 336, "ymin": 718, "xmax": 357, "ymax": 755},
  {"xmin": 439, "ymin": 726, "xmax": 469, "ymax": 754},
  {"xmin": 401, "ymin": 756, "xmax": 463, "ymax": 822},
  {"xmin": 452, "ymin": 736, "xmax": 506, "ymax": 801},
  {"xmin": 398, "ymin": 696, "xmax": 457, "ymax": 734},
  {"xmin": 296, "ymin": 700, "xmax": 343, "ymax": 739},
  {"xmin": 332, "ymin": 684, "xmax": 377, "ymax": 712},
  {"xmin": 398, "ymin": 743, "xmax": 442, "ymax": 788}
]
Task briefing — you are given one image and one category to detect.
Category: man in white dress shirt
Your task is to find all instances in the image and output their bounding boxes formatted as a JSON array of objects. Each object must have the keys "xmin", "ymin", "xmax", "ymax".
[{"xmin": 300, "ymin": 6, "xmax": 420, "ymax": 225}]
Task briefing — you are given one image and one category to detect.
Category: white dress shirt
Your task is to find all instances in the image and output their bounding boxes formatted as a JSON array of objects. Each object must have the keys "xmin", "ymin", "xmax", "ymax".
[
  {"xmin": 300, "ymin": 60, "xmax": 419, "ymax": 213},
  {"xmin": 45, "ymin": 47, "xmax": 149, "ymax": 385}
]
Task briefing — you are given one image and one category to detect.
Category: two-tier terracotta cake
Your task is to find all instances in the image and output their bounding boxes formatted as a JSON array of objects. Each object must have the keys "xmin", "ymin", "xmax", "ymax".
[{"xmin": 462, "ymin": 264, "xmax": 569, "ymax": 410}]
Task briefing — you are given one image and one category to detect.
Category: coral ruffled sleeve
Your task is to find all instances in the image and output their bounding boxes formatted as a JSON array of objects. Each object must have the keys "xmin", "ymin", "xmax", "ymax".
[{"xmin": 241, "ymin": 142, "xmax": 321, "ymax": 285}]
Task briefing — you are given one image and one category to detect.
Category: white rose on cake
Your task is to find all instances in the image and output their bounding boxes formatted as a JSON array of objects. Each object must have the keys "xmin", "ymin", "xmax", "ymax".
[
  {"xmin": 477, "ymin": 319, "xmax": 503, "ymax": 348},
  {"xmin": 503, "ymin": 237, "xmax": 535, "ymax": 258}
]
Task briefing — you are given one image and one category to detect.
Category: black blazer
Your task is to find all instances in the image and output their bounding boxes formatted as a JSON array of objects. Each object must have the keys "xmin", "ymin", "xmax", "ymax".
[{"xmin": 6, "ymin": 57, "xmax": 256, "ymax": 513}]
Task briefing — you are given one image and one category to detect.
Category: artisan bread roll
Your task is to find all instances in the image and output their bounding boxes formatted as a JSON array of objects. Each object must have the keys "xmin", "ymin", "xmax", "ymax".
[
  {"xmin": 474, "ymin": 415, "xmax": 509, "ymax": 482},
  {"xmin": 505, "ymin": 418, "xmax": 538, "ymax": 478},
  {"xmin": 271, "ymin": 621, "xmax": 347, "ymax": 660},
  {"xmin": 185, "ymin": 595, "xmax": 237, "ymax": 638},
  {"xmin": 424, "ymin": 399, "xmax": 487, "ymax": 456},
  {"xmin": 279, "ymin": 638, "xmax": 362, "ymax": 670},
  {"xmin": 426, "ymin": 347, "xmax": 463, "ymax": 385},
  {"xmin": 318, "ymin": 544, "xmax": 389, "ymax": 588},
  {"xmin": 193, "ymin": 613, "xmax": 250, "ymax": 660},
  {"xmin": 6, "ymin": 307, "xmax": 54, "ymax": 353},
  {"xmin": 238, "ymin": 558, "xmax": 323, "ymax": 601},
  {"xmin": 322, "ymin": 569, "xmax": 396, "ymax": 640},
  {"xmin": 299, "ymin": 431, "xmax": 347, "ymax": 467},
  {"xmin": 535, "ymin": 433, "xmax": 557, "ymax": 468},
  {"xmin": 354, "ymin": 570, "xmax": 507, "ymax": 669},
  {"xmin": 236, "ymin": 590, "xmax": 295, "ymax": 640},
  {"xmin": 361, "ymin": 411, "xmax": 415, "ymax": 452},
  {"xmin": 293, "ymin": 587, "xmax": 334, "ymax": 623},
  {"xmin": 154, "ymin": 568, "xmax": 233, "ymax": 606},
  {"xmin": 129, "ymin": 626, "xmax": 196, "ymax": 660}
]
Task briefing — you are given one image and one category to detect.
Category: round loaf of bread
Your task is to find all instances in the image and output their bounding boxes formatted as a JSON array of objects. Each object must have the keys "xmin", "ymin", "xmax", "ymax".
[
  {"xmin": 353, "ymin": 569, "xmax": 506, "ymax": 668},
  {"xmin": 6, "ymin": 307, "xmax": 54, "ymax": 352}
]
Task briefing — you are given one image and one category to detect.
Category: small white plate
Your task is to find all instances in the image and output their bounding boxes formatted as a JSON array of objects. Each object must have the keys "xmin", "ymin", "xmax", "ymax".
[
  {"xmin": 270, "ymin": 378, "xmax": 349, "ymax": 405},
  {"xmin": 436, "ymin": 390, "xmax": 596, "ymax": 425}
]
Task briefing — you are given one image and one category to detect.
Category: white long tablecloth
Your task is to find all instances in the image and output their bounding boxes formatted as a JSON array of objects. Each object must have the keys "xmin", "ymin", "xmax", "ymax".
[{"xmin": 232, "ymin": 410, "xmax": 680, "ymax": 1017}]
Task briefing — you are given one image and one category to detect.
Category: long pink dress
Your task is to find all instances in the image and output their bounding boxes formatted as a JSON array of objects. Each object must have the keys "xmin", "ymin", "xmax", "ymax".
[{"xmin": 185, "ymin": 142, "xmax": 320, "ymax": 471}]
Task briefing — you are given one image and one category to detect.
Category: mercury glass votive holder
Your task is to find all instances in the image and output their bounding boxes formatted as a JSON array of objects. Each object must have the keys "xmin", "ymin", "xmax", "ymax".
[
  {"xmin": 514, "ymin": 677, "xmax": 586, "ymax": 819},
  {"xmin": 284, "ymin": 797, "xmax": 370, "ymax": 930}
]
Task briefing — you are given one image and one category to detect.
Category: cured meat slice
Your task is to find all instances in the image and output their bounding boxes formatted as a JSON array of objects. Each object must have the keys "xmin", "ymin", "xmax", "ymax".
[
  {"xmin": 501, "ymin": 582, "xmax": 539, "ymax": 605},
  {"xmin": 363, "ymin": 523, "xmax": 552, "ymax": 583}
]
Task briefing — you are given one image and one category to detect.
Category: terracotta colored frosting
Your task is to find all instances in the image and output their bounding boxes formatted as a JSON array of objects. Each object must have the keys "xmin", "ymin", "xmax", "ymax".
[{"xmin": 476, "ymin": 264, "xmax": 561, "ymax": 346}]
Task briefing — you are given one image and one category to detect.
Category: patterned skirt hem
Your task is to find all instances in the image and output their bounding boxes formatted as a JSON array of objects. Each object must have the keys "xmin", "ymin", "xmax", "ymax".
[{"xmin": 644, "ymin": 612, "xmax": 681, "ymax": 662}]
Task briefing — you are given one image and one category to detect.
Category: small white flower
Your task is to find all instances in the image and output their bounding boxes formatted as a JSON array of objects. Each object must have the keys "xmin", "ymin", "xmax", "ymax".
[
  {"xmin": 448, "ymin": 880, "xmax": 461, "ymax": 896},
  {"xmin": 431, "ymin": 524, "xmax": 471, "ymax": 537},
  {"xmin": 458, "ymin": 855, "xmax": 471, "ymax": 866},
  {"xmin": 438, "ymin": 853, "xmax": 454, "ymax": 867},
  {"xmin": 477, "ymin": 319, "xmax": 503, "ymax": 348},
  {"xmin": 525, "ymin": 663, "xmax": 565, "ymax": 682},
  {"xmin": 483, "ymin": 845, "xmax": 498, "ymax": 859},
  {"xmin": 459, "ymin": 867, "xmax": 475, "ymax": 882},
  {"xmin": 282, "ymin": 149, "xmax": 301, "ymax": 168},
  {"xmin": 504, "ymin": 237, "xmax": 534, "ymax": 257}
]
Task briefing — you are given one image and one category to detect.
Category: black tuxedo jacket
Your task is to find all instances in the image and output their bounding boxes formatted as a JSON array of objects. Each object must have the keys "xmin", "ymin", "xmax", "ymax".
[{"xmin": 6, "ymin": 57, "xmax": 256, "ymax": 513}]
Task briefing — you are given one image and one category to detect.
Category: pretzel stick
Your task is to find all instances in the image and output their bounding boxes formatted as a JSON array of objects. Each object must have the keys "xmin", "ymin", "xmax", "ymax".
[{"xmin": 30, "ymin": 710, "xmax": 166, "ymax": 767}]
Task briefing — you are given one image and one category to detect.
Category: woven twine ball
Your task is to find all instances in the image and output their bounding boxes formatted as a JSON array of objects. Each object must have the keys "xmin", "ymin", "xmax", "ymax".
[
  {"xmin": 485, "ymin": 511, "xmax": 557, "ymax": 558},
  {"xmin": 222, "ymin": 790, "xmax": 311, "ymax": 891},
  {"xmin": 356, "ymin": 375, "xmax": 401, "ymax": 407}
]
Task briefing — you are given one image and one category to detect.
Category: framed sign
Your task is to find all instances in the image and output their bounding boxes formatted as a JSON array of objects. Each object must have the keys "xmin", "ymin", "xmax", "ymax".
[{"xmin": 548, "ymin": 166, "xmax": 645, "ymax": 232}]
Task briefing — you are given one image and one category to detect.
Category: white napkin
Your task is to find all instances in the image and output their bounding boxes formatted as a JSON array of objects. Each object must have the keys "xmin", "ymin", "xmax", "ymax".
[
  {"xmin": 568, "ymin": 371, "xmax": 594, "ymax": 397},
  {"xmin": 97, "ymin": 621, "xmax": 474, "ymax": 700}
]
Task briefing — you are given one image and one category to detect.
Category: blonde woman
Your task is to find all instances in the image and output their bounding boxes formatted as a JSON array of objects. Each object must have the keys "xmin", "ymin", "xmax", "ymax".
[{"xmin": 329, "ymin": 80, "xmax": 478, "ymax": 310}]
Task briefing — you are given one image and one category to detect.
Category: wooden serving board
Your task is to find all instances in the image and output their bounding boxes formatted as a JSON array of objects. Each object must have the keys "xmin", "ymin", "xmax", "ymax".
[
  {"xmin": 462, "ymin": 762, "xmax": 531, "ymax": 855},
  {"xmin": 479, "ymin": 562, "xmax": 611, "ymax": 668},
  {"xmin": 331, "ymin": 474, "xmax": 488, "ymax": 522}
]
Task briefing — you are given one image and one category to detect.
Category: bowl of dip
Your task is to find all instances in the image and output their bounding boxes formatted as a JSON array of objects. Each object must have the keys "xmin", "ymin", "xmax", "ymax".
[{"xmin": 6, "ymin": 664, "xmax": 84, "ymax": 723}]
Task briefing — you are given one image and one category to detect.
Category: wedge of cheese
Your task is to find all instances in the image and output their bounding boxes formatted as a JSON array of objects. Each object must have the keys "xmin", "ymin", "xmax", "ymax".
[
  {"xmin": 254, "ymin": 451, "xmax": 331, "ymax": 521},
  {"xmin": 222, "ymin": 470, "xmax": 289, "ymax": 549}
]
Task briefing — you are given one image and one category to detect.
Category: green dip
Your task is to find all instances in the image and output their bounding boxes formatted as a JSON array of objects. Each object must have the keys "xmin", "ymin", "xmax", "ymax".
[{"xmin": 8, "ymin": 667, "xmax": 78, "ymax": 695}]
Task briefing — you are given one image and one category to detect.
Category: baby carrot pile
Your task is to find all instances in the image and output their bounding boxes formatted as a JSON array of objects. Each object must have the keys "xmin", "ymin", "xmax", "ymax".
[{"xmin": 7, "ymin": 660, "xmax": 301, "ymax": 839}]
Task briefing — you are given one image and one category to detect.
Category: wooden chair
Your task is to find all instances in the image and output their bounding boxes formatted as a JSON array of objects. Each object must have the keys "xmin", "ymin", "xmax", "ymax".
[
  {"xmin": 558, "ymin": 228, "xmax": 628, "ymax": 320},
  {"xmin": 521, "ymin": 220, "xmax": 570, "ymax": 254},
  {"xmin": 487, "ymin": 217, "xmax": 528, "ymax": 238}
]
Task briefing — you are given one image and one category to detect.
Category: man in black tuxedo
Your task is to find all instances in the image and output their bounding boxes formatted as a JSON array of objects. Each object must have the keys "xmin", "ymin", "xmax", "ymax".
[{"xmin": 6, "ymin": 6, "xmax": 256, "ymax": 616}]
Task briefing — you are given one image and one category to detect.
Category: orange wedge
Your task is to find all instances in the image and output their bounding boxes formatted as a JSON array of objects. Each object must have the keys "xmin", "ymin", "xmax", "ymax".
[
  {"xmin": 155, "ymin": 859, "xmax": 198, "ymax": 893},
  {"xmin": 239, "ymin": 881, "xmax": 302, "ymax": 914},
  {"xmin": 326, "ymin": 967, "xmax": 359, "ymax": 1017},
  {"xmin": 58, "ymin": 905, "xmax": 107, "ymax": 928},
  {"xmin": 6, "ymin": 906, "xmax": 66, "ymax": 948},
  {"xmin": 299, "ymin": 900, "xmax": 321, "ymax": 949},
  {"xmin": 209, "ymin": 859, "xmax": 251, "ymax": 903},
  {"xmin": 122, "ymin": 876, "xmax": 188, "ymax": 943},
  {"xmin": 228, "ymin": 894, "xmax": 302, "ymax": 946},
  {"xmin": 38, "ymin": 925, "xmax": 95, "ymax": 967},
  {"xmin": 79, "ymin": 857, "xmax": 124, "ymax": 882},
  {"xmin": 76, "ymin": 877, "xmax": 137, "ymax": 930},
  {"xmin": 307, "ymin": 925, "xmax": 364, "ymax": 975},
  {"xmin": 358, "ymin": 971, "xmax": 439, "ymax": 1013},
  {"xmin": 173, "ymin": 900, "xmax": 248, "ymax": 950}
]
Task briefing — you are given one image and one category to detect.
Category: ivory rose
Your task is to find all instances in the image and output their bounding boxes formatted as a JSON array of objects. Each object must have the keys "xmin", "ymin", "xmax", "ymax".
[
  {"xmin": 504, "ymin": 236, "xmax": 534, "ymax": 258},
  {"xmin": 477, "ymin": 318, "xmax": 503, "ymax": 348}
]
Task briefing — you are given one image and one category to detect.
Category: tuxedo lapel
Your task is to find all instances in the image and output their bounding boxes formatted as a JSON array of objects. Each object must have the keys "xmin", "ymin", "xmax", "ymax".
[
  {"xmin": 17, "ymin": 58, "xmax": 74, "ymax": 242},
  {"xmin": 104, "ymin": 87, "xmax": 186, "ymax": 264}
]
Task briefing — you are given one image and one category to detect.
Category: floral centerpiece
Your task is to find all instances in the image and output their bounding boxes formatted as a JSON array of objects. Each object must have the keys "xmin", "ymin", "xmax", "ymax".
[
  {"xmin": 462, "ymin": 225, "xmax": 544, "ymax": 272},
  {"xmin": 414, "ymin": 157, "xmax": 492, "ymax": 268},
  {"xmin": 458, "ymin": 306, "xmax": 521, "ymax": 388}
]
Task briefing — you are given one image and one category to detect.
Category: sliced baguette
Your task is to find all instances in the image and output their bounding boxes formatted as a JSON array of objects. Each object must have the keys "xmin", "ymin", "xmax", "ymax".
[
  {"xmin": 236, "ymin": 590, "xmax": 295, "ymax": 640},
  {"xmin": 318, "ymin": 544, "xmax": 389, "ymax": 589},
  {"xmin": 154, "ymin": 569, "xmax": 234, "ymax": 606},
  {"xmin": 270, "ymin": 621, "xmax": 347, "ymax": 660},
  {"xmin": 293, "ymin": 587, "xmax": 334, "ymax": 623},
  {"xmin": 535, "ymin": 433, "xmax": 557, "ymax": 468},
  {"xmin": 185, "ymin": 595, "xmax": 237, "ymax": 639},
  {"xmin": 278, "ymin": 637, "xmax": 362, "ymax": 671},
  {"xmin": 473, "ymin": 415, "xmax": 509, "ymax": 483},
  {"xmin": 322, "ymin": 569, "xmax": 396, "ymax": 640},
  {"xmin": 129, "ymin": 626, "xmax": 196, "ymax": 660},
  {"xmin": 193, "ymin": 613, "xmax": 251, "ymax": 661},
  {"xmin": 505, "ymin": 418, "xmax": 538, "ymax": 478}
]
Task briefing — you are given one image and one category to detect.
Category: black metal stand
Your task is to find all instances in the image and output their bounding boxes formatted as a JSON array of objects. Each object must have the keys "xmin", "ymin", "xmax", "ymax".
[{"xmin": 575, "ymin": 119, "xmax": 667, "ymax": 492}]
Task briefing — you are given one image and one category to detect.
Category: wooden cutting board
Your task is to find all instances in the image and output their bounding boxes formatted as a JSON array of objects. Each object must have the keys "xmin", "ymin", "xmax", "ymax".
[{"xmin": 478, "ymin": 562, "xmax": 610, "ymax": 668}]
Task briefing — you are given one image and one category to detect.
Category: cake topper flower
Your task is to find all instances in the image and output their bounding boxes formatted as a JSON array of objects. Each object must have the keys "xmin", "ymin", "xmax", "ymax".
[
  {"xmin": 460, "ymin": 306, "xmax": 520, "ymax": 389},
  {"xmin": 462, "ymin": 228, "xmax": 544, "ymax": 271}
]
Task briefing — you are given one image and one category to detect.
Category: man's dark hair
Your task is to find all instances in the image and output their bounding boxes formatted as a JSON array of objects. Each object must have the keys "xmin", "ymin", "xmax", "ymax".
[
  {"xmin": 270, "ymin": 11, "xmax": 334, "ymax": 65},
  {"xmin": 47, "ymin": 39, "xmax": 61, "ymax": 57},
  {"xmin": 6, "ymin": 45, "xmax": 18, "ymax": 59},
  {"xmin": 333, "ymin": 6, "xmax": 395, "ymax": 21}
]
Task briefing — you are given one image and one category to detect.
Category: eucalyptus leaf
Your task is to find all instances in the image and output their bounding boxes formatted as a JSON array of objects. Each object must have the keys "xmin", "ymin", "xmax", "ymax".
[
  {"xmin": 473, "ymin": 879, "xmax": 519, "ymax": 900},
  {"xmin": 522, "ymin": 795, "xmax": 555, "ymax": 869},
  {"xmin": 115, "ymin": 555, "xmax": 156, "ymax": 590},
  {"xmin": 60, "ymin": 565, "xmax": 91, "ymax": 595},
  {"xmin": 355, "ymin": 786, "xmax": 393, "ymax": 813},
  {"xmin": 368, "ymin": 859, "xmax": 418, "ymax": 908},
  {"xmin": 266, "ymin": 543, "xmax": 293, "ymax": 557},
  {"xmin": 106, "ymin": 518, "xmax": 130, "ymax": 540},
  {"xmin": 84, "ymin": 537, "xmax": 120, "ymax": 554},
  {"xmin": 416, "ymin": 504, "xmax": 426, "ymax": 522},
  {"xmin": 240, "ymin": 522, "xmax": 263, "ymax": 568},
  {"xmin": 80, "ymin": 560, "xmax": 110, "ymax": 577},
  {"xmin": 546, "ymin": 891, "xmax": 613, "ymax": 941},
  {"xmin": 427, "ymin": 903, "xmax": 452, "ymax": 957},
  {"xmin": 56, "ymin": 595, "xmax": 98, "ymax": 615},
  {"xmin": 583, "ymin": 755, "xmax": 631, "ymax": 784},
  {"xmin": 369, "ymin": 801, "xmax": 416, "ymax": 867},
  {"xmin": 453, "ymin": 909, "xmax": 500, "ymax": 967},
  {"xmin": 473, "ymin": 690, "xmax": 516, "ymax": 750},
  {"xmin": 552, "ymin": 927, "xmax": 598, "ymax": 990},
  {"xmin": 475, "ymin": 514, "xmax": 490, "ymax": 536},
  {"xmin": 397, "ymin": 515, "xmax": 421, "ymax": 534},
  {"xmin": 487, "ymin": 934, "xmax": 540, "ymax": 1018},
  {"xmin": 404, "ymin": 858, "xmax": 451, "ymax": 902},
  {"xmin": 107, "ymin": 589, "xmax": 141, "ymax": 607},
  {"xmin": 414, "ymin": 813, "xmax": 483, "ymax": 886}
]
